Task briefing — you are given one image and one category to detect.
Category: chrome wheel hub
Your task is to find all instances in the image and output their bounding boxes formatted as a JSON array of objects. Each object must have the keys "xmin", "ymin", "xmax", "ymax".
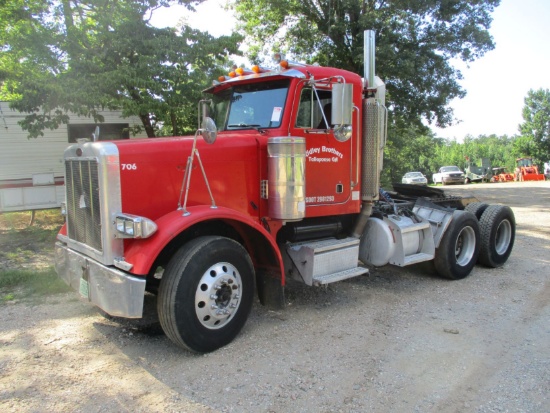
[
  {"xmin": 455, "ymin": 226, "xmax": 476, "ymax": 266},
  {"xmin": 195, "ymin": 262, "xmax": 242, "ymax": 329},
  {"xmin": 495, "ymin": 219, "xmax": 512, "ymax": 255}
]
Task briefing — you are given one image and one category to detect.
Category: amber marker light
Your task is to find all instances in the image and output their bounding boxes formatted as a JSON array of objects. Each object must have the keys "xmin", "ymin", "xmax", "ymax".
[
  {"xmin": 252, "ymin": 65, "xmax": 260, "ymax": 73},
  {"xmin": 218, "ymin": 76, "xmax": 226, "ymax": 82},
  {"xmin": 228, "ymin": 71, "xmax": 236, "ymax": 78},
  {"xmin": 280, "ymin": 60, "xmax": 289, "ymax": 69},
  {"xmin": 235, "ymin": 67, "xmax": 245, "ymax": 76}
]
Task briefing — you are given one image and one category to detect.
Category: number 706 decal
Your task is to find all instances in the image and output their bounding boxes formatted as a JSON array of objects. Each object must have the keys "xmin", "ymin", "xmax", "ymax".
[{"xmin": 121, "ymin": 163, "xmax": 137, "ymax": 170}]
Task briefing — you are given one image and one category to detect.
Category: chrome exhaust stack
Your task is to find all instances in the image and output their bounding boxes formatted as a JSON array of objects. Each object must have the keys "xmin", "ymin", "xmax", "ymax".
[
  {"xmin": 352, "ymin": 30, "xmax": 388, "ymax": 238},
  {"xmin": 364, "ymin": 30, "xmax": 376, "ymax": 90}
]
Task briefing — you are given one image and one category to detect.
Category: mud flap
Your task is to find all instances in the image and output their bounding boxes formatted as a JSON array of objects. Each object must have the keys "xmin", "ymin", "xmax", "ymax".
[{"xmin": 256, "ymin": 269, "xmax": 285, "ymax": 309}]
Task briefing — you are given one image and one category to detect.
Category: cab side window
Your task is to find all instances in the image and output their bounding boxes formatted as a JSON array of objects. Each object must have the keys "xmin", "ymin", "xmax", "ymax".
[{"xmin": 296, "ymin": 87, "xmax": 331, "ymax": 129}]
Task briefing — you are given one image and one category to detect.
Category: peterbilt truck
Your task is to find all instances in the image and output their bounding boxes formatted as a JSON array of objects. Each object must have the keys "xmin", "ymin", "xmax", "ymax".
[{"xmin": 54, "ymin": 31, "xmax": 516, "ymax": 353}]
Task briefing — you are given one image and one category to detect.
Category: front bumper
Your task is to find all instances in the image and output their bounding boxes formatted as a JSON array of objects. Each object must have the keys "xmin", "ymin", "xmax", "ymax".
[
  {"xmin": 54, "ymin": 242, "xmax": 145, "ymax": 318},
  {"xmin": 442, "ymin": 176, "xmax": 464, "ymax": 183}
]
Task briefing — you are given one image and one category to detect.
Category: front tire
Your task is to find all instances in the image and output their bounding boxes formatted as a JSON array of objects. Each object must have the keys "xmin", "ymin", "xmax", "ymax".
[
  {"xmin": 158, "ymin": 236, "xmax": 255, "ymax": 353},
  {"xmin": 434, "ymin": 210, "xmax": 480, "ymax": 280},
  {"xmin": 478, "ymin": 205, "xmax": 515, "ymax": 267}
]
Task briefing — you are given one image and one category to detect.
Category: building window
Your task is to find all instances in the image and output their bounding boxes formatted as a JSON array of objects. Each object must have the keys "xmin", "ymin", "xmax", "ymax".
[{"xmin": 67, "ymin": 123, "xmax": 130, "ymax": 143}]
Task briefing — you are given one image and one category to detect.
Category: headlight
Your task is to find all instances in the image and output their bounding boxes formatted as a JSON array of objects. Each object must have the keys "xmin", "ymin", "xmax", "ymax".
[{"xmin": 114, "ymin": 214, "xmax": 157, "ymax": 239}]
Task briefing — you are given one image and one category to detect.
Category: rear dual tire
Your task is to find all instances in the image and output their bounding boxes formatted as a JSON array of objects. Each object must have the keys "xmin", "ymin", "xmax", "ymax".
[
  {"xmin": 434, "ymin": 210, "xmax": 480, "ymax": 280},
  {"xmin": 465, "ymin": 202, "xmax": 489, "ymax": 219},
  {"xmin": 478, "ymin": 205, "xmax": 515, "ymax": 267}
]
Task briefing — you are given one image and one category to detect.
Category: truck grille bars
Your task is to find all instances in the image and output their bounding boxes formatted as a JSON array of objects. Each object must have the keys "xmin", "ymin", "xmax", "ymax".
[{"xmin": 65, "ymin": 159, "xmax": 103, "ymax": 252}]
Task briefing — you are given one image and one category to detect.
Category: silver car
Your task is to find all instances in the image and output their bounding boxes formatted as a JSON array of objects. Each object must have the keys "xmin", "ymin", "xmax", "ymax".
[{"xmin": 402, "ymin": 171, "xmax": 428, "ymax": 185}]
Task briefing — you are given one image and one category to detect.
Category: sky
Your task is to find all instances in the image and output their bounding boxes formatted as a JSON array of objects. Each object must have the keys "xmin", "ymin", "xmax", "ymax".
[{"xmin": 150, "ymin": 0, "xmax": 550, "ymax": 141}]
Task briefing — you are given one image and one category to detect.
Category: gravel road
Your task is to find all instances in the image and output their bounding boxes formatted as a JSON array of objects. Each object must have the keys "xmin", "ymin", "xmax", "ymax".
[{"xmin": 1, "ymin": 181, "xmax": 549, "ymax": 413}]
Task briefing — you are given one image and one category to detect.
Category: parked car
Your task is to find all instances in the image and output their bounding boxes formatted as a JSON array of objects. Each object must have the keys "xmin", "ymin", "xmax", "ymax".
[
  {"xmin": 401, "ymin": 171, "xmax": 428, "ymax": 185},
  {"xmin": 432, "ymin": 166, "xmax": 465, "ymax": 185}
]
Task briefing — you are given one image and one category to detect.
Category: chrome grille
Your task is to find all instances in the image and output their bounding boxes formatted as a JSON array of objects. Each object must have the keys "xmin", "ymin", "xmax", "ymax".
[{"xmin": 65, "ymin": 159, "xmax": 102, "ymax": 252}]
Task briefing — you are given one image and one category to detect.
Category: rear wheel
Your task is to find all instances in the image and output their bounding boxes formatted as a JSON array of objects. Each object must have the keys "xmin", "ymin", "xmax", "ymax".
[
  {"xmin": 434, "ymin": 210, "xmax": 480, "ymax": 280},
  {"xmin": 465, "ymin": 202, "xmax": 489, "ymax": 219},
  {"xmin": 158, "ymin": 236, "xmax": 255, "ymax": 353},
  {"xmin": 478, "ymin": 205, "xmax": 515, "ymax": 267}
]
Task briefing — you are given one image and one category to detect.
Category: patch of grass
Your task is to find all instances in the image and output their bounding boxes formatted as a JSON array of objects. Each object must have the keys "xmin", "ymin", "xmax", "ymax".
[
  {"xmin": 0, "ymin": 267, "xmax": 70, "ymax": 302},
  {"xmin": 0, "ymin": 209, "xmax": 64, "ymax": 230},
  {"xmin": 0, "ymin": 210, "xmax": 69, "ymax": 302},
  {"xmin": 4, "ymin": 248, "xmax": 35, "ymax": 264}
]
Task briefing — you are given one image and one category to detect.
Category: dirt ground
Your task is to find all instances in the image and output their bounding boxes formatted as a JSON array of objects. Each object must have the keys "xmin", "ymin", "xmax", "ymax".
[{"xmin": 1, "ymin": 181, "xmax": 549, "ymax": 413}]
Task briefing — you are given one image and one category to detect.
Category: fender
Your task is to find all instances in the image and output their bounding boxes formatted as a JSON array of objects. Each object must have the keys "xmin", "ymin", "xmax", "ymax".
[{"xmin": 123, "ymin": 205, "xmax": 284, "ymax": 279}]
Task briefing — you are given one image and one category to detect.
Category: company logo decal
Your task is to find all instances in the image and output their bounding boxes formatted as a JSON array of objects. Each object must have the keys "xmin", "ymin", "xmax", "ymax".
[{"xmin": 306, "ymin": 146, "xmax": 343, "ymax": 163}]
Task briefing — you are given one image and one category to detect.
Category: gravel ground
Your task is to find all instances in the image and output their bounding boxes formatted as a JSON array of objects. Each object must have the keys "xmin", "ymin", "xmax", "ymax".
[{"xmin": 1, "ymin": 181, "xmax": 549, "ymax": 413}]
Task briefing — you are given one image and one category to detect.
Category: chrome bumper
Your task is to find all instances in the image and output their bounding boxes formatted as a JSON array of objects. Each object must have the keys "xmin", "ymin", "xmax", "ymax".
[
  {"xmin": 54, "ymin": 242, "xmax": 145, "ymax": 318},
  {"xmin": 443, "ymin": 176, "xmax": 463, "ymax": 183}
]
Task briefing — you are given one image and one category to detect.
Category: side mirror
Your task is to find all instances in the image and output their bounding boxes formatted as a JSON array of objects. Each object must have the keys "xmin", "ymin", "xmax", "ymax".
[
  {"xmin": 333, "ymin": 125, "xmax": 352, "ymax": 142},
  {"xmin": 201, "ymin": 101, "xmax": 210, "ymax": 120},
  {"xmin": 201, "ymin": 117, "xmax": 217, "ymax": 144},
  {"xmin": 332, "ymin": 83, "xmax": 353, "ymax": 126}
]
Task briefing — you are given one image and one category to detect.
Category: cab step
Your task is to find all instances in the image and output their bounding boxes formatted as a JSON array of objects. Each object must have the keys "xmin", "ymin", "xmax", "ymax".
[{"xmin": 312, "ymin": 266, "xmax": 369, "ymax": 286}]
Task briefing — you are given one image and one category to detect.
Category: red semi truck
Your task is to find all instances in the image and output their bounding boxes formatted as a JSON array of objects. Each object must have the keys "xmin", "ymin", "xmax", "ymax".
[{"xmin": 54, "ymin": 31, "xmax": 516, "ymax": 353}]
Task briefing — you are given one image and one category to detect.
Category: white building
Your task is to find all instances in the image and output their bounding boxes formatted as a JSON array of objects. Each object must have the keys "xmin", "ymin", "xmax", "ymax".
[{"xmin": 0, "ymin": 102, "xmax": 147, "ymax": 212}]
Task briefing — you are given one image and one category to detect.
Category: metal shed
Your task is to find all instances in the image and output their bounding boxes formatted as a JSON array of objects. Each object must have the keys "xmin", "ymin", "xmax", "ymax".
[{"xmin": 0, "ymin": 102, "xmax": 147, "ymax": 212}]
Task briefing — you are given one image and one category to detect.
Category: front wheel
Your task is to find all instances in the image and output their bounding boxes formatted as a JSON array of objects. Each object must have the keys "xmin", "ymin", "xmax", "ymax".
[
  {"xmin": 434, "ymin": 210, "xmax": 480, "ymax": 280},
  {"xmin": 478, "ymin": 205, "xmax": 515, "ymax": 267},
  {"xmin": 158, "ymin": 236, "xmax": 255, "ymax": 353}
]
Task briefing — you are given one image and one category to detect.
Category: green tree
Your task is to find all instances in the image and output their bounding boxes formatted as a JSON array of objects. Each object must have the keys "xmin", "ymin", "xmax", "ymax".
[
  {"xmin": 519, "ymin": 88, "xmax": 550, "ymax": 160},
  {"xmin": 231, "ymin": 0, "xmax": 500, "ymax": 130},
  {"xmin": 429, "ymin": 133, "xmax": 520, "ymax": 179},
  {"xmin": 0, "ymin": 0, "xmax": 241, "ymax": 137},
  {"xmin": 382, "ymin": 125, "xmax": 441, "ymax": 185}
]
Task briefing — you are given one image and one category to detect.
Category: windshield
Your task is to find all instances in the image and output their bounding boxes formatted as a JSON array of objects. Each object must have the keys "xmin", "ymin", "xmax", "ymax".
[
  {"xmin": 406, "ymin": 172, "xmax": 423, "ymax": 178},
  {"xmin": 209, "ymin": 80, "xmax": 290, "ymax": 131},
  {"xmin": 441, "ymin": 166, "xmax": 460, "ymax": 172}
]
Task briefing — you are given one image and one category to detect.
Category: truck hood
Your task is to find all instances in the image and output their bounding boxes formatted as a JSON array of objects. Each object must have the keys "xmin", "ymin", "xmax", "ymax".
[{"xmin": 112, "ymin": 132, "xmax": 261, "ymax": 221}]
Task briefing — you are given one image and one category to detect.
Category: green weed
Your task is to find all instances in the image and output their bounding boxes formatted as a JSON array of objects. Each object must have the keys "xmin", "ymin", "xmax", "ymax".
[
  {"xmin": 0, "ymin": 267, "xmax": 70, "ymax": 302},
  {"xmin": 0, "ymin": 210, "xmax": 68, "ymax": 302}
]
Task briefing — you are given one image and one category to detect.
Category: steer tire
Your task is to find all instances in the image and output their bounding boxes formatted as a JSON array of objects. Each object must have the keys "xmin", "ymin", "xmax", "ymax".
[
  {"xmin": 158, "ymin": 236, "xmax": 255, "ymax": 353},
  {"xmin": 465, "ymin": 202, "xmax": 489, "ymax": 220},
  {"xmin": 434, "ymin": 210, "xmax": 480, "ymax": 280},
  {"xmin": 478, "ymin": 205, "xmax": 515, "ymax": 267}
]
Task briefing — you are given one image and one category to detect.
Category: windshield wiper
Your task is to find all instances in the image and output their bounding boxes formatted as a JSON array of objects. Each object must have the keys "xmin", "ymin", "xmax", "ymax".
[{"xmin": 228, "ymin": 123, "xmax": 262, "ymax": 128}]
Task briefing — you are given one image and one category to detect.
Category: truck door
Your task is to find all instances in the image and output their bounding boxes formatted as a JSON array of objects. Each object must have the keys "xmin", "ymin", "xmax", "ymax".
[{"xmin": 290, "ymin": 86, "xmax": 353, "ymax": 211}]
